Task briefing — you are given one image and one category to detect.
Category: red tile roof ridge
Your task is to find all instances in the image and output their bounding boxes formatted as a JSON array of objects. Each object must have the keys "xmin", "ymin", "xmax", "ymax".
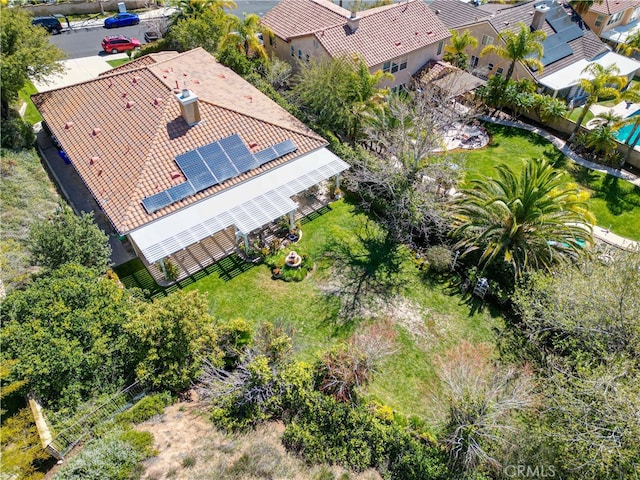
[
  {"xmin": 308, "ymin": 0, "xmax": 351, "ymax": 17},
  {"xmin": 196, "ymin": 97, "xmax": 327, "ymax": 144}
]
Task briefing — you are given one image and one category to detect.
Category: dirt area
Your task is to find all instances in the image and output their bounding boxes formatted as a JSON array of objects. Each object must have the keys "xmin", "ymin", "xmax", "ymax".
[{"xmin": 137, "ymin": 391, "xmax": 381, "ymax": 480}]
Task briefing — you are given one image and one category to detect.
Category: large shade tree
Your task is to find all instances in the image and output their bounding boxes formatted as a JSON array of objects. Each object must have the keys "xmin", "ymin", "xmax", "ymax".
[
  {"xmin": 569, "ymin": 63, "xmax": 627, "ymax": 140},
  {"xmin": 219, "ymin": 13, "xmax": 272, "ymax": 60},
  {"xmin": 0, "ymin": 7, "xmax": 64, "ymax": 119},
  {"xmin": 480, "ymin": 22, "xmax": 546, "ymax": 82},
  {"xmin": 451, "ymin": 159, "xmax": 594, "ymax": 278}
]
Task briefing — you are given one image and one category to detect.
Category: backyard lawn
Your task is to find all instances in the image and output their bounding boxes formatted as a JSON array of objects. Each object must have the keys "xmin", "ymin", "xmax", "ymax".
[
  {"xmin": 460, "ymin": 123, "xmax": 640, "ymax": 241},
  {"xmin": 115, "ymin": 201, "xmax": 504, "ymax": 419}
]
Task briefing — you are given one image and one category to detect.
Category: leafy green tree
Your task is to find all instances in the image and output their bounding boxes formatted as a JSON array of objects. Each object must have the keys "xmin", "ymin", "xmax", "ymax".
[
  {"xmin": 481, "ymin": 22, "xmax": 546, "ymax": 82},
  {"xmin": 219, "ymin": 13, "xmax": 271, "ymax": 60},
  {"xmin": 451, "ymin": 159, "xmax": 594, "ymax": 278},
  {"xmin": 126, "ymin": 290, "xmax": 220, "ymax": 393},
  {"xmin": 291, "ymin": 55, "xmax": 391, "ymax": 139},
  {"xmin": 443, "ymin": 29, "xmax": 478, "ymax": 70},
  {"xmin": 569, "ymin": 63, "xmax": 627, "ymax": 140},
  {"xmin": 0, "ymin": 407, "xmax": 49, "ymax": 480},
  {"xmin": 531, "ymin": 92, "xmax": 568, "ymax": 123},
  {"xmin": 29, "ymin": 204, "xmax": 111, "ymax": 273},
  {"xmin": 0, "ymin": 7, "xmax": 64, "ymax": 119},
  {"xmin": 0, "ymin": 264, "xmax": 140, "ymax": 410},
  {"xmin": 165, "ymin": 9, "xmax": 228, "ymax": 53},
  {"xmin": 585, "ymin": 125, "xmax": 619, "ymax": 163}
]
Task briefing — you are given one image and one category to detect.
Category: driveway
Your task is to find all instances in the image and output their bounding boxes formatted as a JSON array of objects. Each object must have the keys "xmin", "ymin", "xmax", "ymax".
[{"xmin": 32, "ymin": 53, "xmax": 128, "ymax": 92}]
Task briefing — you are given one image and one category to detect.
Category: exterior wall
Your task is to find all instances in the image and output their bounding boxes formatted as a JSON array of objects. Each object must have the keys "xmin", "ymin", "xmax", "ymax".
[
  {"xmin": 582, "ymin": 5, "xmax": 640, "ymax": 37},
  {"xmin": 21, "ymin": 0, "xmax": 151, "ymax": 17},
  {"xmin": 454, "ymin": 23, "xmax": 536, "ymax": 82},
  {"xmin": 264, "ymin": 33, "xmax": 331, "ymax": 73},
  {"xmin": 374, "ymin": 41, "xmax": 445, "ymax": 89}
]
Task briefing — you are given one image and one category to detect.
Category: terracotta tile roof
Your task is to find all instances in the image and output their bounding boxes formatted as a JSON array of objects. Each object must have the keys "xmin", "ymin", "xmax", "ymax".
[
  {"xmin": 262, "ymin": 0, "xmax": 450, "ymax": 68},
  {"xmin": 487, "ymin": 0, "xmax": 609, "ymax": 80},
  {"xmin": 590, "ymin": 0, "xmax": 640, "ymax": 15},
  {"xmin": 315, "ymin": 0, "xmax": 450, "ymax": 67},
  {"xmin": 427, "ymin": 0, "xmax": 493, "ymax": 29},
  {"xmin": 261, "ymin": 0, "xmax": 347, "ymax": 40},
  {"xmin": 32, "ymin": 48, "xmax": 327, "ymax": 233},
  {"xmin": 99, "ymin": 51, "xmax": 180, "ymax": 76}
]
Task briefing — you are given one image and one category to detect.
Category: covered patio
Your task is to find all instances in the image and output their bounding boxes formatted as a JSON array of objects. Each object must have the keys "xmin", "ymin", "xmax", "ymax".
[{"xmin": 128, "ymin": 148, "xmax": 349, "ymax": 284}]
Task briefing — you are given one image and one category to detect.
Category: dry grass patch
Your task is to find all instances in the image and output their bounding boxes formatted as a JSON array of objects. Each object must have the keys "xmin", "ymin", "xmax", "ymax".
[{"xmin": 138, "ymin": 392, "xmax": 381, "ymax": 480}]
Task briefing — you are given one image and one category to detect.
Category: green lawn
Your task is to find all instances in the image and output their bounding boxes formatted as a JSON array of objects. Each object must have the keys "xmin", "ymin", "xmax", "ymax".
[
  {"xmin": 118, "ymin": 201, "xmax": 504, "ymax": 418},
  {"xmin": 566, "ymin": 106, "xmax": 594, "ymax": 123},
  {"xmin": 461, "ymin": 123, "xmax": 640, "ymax": 240},
  {"xmin": 17, "ymin": 81, "xmax": 42, "ymax": 125},
  {"xmin": 107, "ymin": 58, "xmax": 131, "ymax": 68}
]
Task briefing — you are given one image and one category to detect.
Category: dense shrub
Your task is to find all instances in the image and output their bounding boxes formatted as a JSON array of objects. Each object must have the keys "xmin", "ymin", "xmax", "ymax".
[
  {"xmin": 283, "ymin": 390, "xmax": 447, "ymax": 478},
  {"xmin": 114, "ymin": 393, "xmax": 172, "ymax": 425},
  {"xmin": 52, "ymin": 428, "xmax": 154, "ymax": 480},
  {"xmin": 424, "ymin": 246, "xmax": 453, "ymax": 274},
  {"xmin": 1, "ymin": 112, "xmax": 35, "ymax": 149}
]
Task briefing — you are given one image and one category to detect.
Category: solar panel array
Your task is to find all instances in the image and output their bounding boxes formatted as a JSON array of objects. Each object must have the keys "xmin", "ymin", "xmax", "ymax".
[
  {"xmin": 142, "ymin": 135, "xmax": 298, "ymax": 214},
  {"xmin": 534, "ymin": 2, "xmax": 584, "ymax": 68}
]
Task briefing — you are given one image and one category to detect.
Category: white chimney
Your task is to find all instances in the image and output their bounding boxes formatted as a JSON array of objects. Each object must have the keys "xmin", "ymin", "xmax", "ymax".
[
  {"xmin": 532, "ymin": 3, "xmax": 550, "ymax": 30},
  {"xmin": 175, "ymin": 89, "xmax": 201, "ymax": 126},
  {"xmin": 347, "ymin": 11, "xmax": 360, "ymax": 33}
]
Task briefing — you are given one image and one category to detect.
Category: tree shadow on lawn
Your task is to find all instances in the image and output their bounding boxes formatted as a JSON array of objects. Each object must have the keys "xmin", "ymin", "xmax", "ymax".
[
  {"xmin": 592, "ymin": 174, "xmax": 640, "ymax": 215},
  {"xmin": 543, "ymin": 146, "xmax": 572, "ymax": 171},
  {"xmin": 319, "ymin": 222, "xmax": 408, "ymax": 333}
]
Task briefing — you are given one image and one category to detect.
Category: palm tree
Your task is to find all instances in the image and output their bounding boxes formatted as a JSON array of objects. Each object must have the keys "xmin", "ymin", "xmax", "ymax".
[
  {"xmin": 219, "ymin": 13, "xmax": 271, "ymax": 60},
  {"xmin": 443, "ymin": 29, "xmax": 478, "ymax": 70},
  {"xmin": 451, "ymin": 159, "xmax": 594, "ymax": 278},
  {"xmin": 616, "ymin": 29, "xmax": 640, "ymax": 57},
  {"xmin": 585, "ymin": 126, "xmax": 619, "ymax": 162},
  {"xmin": 172, "ymin": 0, "xmax": 236, "ymax": 21},
  {"xmin": 481, "ymin": 22, "xmax": 546, "ymax": 82},
  {"xmin": 569, "ymin": 63, "xmax": 628, "ymax": 140}
]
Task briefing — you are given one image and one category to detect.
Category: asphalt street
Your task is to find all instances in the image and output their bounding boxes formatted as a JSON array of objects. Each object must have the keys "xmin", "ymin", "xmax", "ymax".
[{"xmin": 49, "ymin": 1, "xmax": 280, "ymax": 59}]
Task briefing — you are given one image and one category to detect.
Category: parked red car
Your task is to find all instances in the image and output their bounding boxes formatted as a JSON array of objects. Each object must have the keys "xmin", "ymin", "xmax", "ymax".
[{"xmin": 102, "ymin": 35, "xmax": 141, "ymax": 54}]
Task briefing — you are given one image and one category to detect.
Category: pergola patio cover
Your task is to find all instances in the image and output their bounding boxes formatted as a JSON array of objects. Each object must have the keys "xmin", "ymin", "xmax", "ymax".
[{"xmin": 129, "ymin": 147, "xmax": 349, "ymax": 263}]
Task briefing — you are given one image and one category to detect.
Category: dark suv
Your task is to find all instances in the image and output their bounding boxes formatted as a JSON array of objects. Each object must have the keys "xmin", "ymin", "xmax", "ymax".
[{"xmin": 32, "ymin": 16, "xmax": 63, "ymax": 34}]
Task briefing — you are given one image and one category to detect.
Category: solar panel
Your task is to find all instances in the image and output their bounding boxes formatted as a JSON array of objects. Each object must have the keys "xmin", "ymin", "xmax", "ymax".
[
  {"xmin": 541, "ymin": 43, "xmax": 573, "ymax": 66},
  {"xmin": 206, "ymin": 155, "xmax": 238, "ymax": 183},
  {"xmin": 167, "ymin": 182, "xmax": 196, "ymax": 202},
  {"xmin": 190, "ymin": 171, "xmax": 216, "ymax": 192},
  {"xmin": 175, "ymin": 150, "xmax": 202, "ymax": 172},
  {"xmin": 273, "ymin": 139, "xmax": 297, "ymax": 157},
  {"xmin": 198, "ymin": 142, "xmax": 226, "ymax": 165},
  {"xmin": 254, "ymin": 147, "xmax": 278, "ymax": 166},
  {"xmin": 555, "ymin": 24, "xmax": 583, "ymax": 43},
  {"xmin": 142, "ymin": 191, "xmax": 172, "ymax": 214},
  {"xmin": 179, "ymin": 158, "xmax": 210, "ymax": 181},
  {"xmin": 233, "ymin": 153, "xmax": 259, "ymax": 173},
  {"xmin": 219, "ymin": 134, "xmax": 250, "ymax": 158},
  {"xmin": 542, "ymin": 34, "xmax": 564, "ymax": 51}
]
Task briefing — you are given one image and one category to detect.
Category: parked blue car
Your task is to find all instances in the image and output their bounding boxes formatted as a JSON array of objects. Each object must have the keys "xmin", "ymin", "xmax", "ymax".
[{"xmin": 104, "ymin": 12, "xmax": 140, "ymax": 29}]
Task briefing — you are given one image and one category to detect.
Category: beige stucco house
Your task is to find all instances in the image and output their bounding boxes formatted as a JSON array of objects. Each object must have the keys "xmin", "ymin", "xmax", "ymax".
[
  {"xmin": 260, "ymin": 0, "xmax": 451, "ymax": 89},
  {"xmin": 577, "ymin": 0, "xmax": 640, "ymax": 47}
]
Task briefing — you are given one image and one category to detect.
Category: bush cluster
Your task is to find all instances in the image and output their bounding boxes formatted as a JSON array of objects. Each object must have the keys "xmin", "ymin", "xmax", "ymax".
[{"xmin": 114, "ymin": 392, "xmax": 172, "ymax": 425}]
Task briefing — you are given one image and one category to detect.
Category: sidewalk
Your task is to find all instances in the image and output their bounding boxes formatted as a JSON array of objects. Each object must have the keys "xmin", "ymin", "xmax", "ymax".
[{"xmin": 479, "ymin": 114, "xmax": 640, "ymax": 251}]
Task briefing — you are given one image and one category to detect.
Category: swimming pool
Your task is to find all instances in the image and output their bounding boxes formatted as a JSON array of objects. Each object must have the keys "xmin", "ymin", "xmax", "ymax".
[{"xmin": 614, "ymin": 109, "xmax": 640, "ymax": 144}]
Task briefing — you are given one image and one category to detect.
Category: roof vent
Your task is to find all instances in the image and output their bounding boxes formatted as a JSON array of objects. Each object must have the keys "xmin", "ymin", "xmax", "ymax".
[
  {"xmin": 395, "ymin": 41, "xmax": 402, "ymax": 47},
  {"xmin": 132, "ymin": 76, "xmax": 141, "ymax": 84},
  {"xmin": 89, "ymin": 156, "xmax": 99, "ymax": 165},
  {"xmin": 64, "ymin": 121, "xmax": 74, "ymax": 129},
  {"xmin": 92, "ymin": 127, "xmax": 102, "ymax": 136},
  {"xmin": 435, "ymin": 9, "xmax": 440, "ymax": 14},
  {"xmin": 532, "ymin": 3, "xmax": 550, "ymax": 30},
  {"xmin": 175, "ymin": 89, "xmax": 201, "ymax": 127},
  {"xmin": 126, "ymin": 100, "xmax": 136, "ymax": 109},
  {"xmin": 347, "ymin": 11, "xmax": 360, "ymax": 33},
  {"xmin": 153, "ymin": 97, "xmax": 163, "ymax": 106}
]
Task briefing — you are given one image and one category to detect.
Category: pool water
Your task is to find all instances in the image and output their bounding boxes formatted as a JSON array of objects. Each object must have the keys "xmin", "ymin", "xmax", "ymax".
[{"xmin": 614, "ymin": 109, "xmax": 640, "ymax": 144}]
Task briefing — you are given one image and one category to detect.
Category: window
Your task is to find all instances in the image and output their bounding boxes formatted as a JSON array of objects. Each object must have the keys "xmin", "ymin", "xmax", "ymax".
[
  {"xmin": 632, "ymin": 7, "xmax": 640, "ymax": 20},
  {"xmin": 470, "ymin": 55, "xmax": 479, "ymax": 68},
  {"xmin": 399, "ymin": 56, "xmax": 408, "ymax": 70},
  {"xmin": 608, "ymin": 11, "xmax": 623, "ymax": 25},
  {"xmin": 488, "ymin": 63, "xmax": 494, "ymax": 71},
  {"xmin": 496, "ymin": 67, "xmax": 504, "ymax": 76},
  {"xmin": 437, "ymin": 40, "xmax": 444, "ymax": 55},
  {"xmin": 383, "ymin": 61, "xmax": 391, "ymax": 73},
  {"xmin": 594, "ymin": 14, "xmax": 605, "ymax": 27},
  {"xmin": 306, "ymin": 53, "xmax": 310, "ymax": 63},
  {"xmin": 290, "ymin": 45, "xmax": 295, "ymax": 57},
  {"xmin": 298, "ymin": 49, "xmax": 302, "ymax": 59},
  {"xmin": 269, "ymin": 36, "xmax": 276, "ymax": 47},
  {"xmin": 481, "ymin": 34, "xmax": 494, "ymax": 46}
]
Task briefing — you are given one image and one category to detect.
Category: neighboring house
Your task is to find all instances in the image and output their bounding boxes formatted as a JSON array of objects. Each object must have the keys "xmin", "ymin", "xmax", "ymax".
[
  {"xmin": 431, "ymin": 0, "xmax": 639, "ymax": 101},
  {"xmin": 577, "ymin": 0, "xmax": 640, "ymax": 47},
  {"xmin": 32, "ymin": 48, "xmax": 349, "ymax": 283},
  {"xmin": 260, "ymin": 0, "xmax": 451, "ymax": 89}
]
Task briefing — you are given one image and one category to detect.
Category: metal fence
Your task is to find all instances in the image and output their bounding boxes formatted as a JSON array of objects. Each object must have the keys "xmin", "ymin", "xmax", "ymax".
[{"xmin": 46, "ymin": 381, "xmax": 146, "ymax": 460}]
